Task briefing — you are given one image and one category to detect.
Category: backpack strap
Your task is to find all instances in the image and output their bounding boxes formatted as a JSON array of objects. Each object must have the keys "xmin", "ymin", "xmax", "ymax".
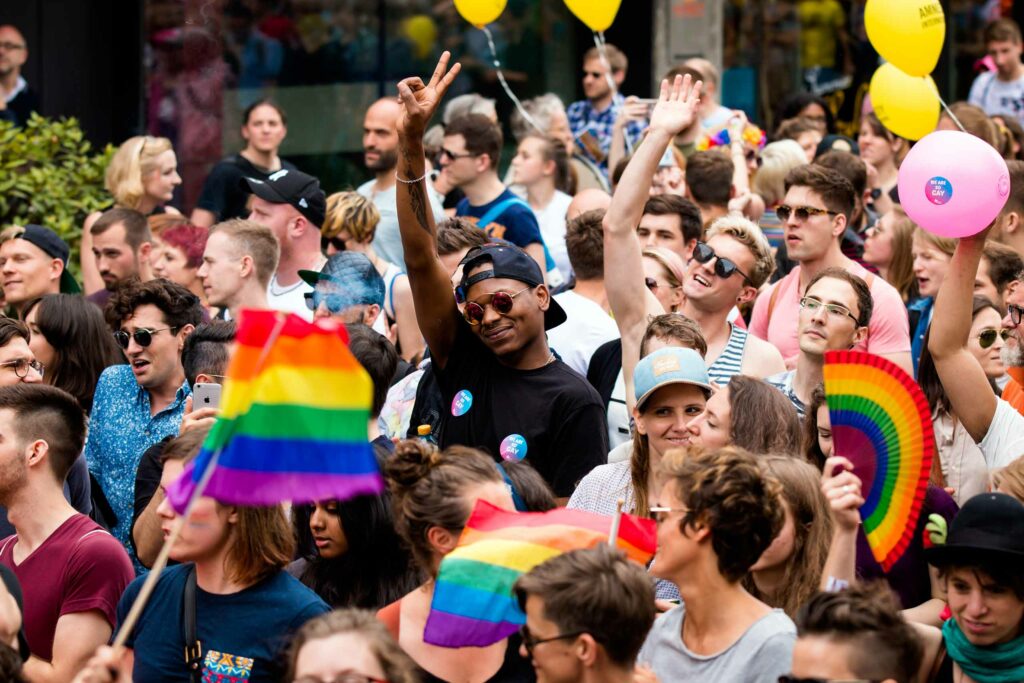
[
  {"xmin": 183, "ymin": 565, "xmax": 203, "ymax": 682},
  {"xmin": 766, "ymin": 282, "xmax": 782, "ymax": 321},
  {"xmin": 476, "ymin": 197, "xmax": 530, "ymax": 229}
]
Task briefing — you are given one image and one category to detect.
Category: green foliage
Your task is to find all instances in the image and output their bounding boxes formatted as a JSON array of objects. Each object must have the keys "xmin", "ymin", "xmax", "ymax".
[{"xmin": 0, "ymin": 113, "xmax": 113, "ymax": 272}]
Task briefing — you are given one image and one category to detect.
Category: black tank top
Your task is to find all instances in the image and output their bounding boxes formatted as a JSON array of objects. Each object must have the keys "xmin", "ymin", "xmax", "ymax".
[{"xmin": 417, "ymin": 632, "xmax": 535, "ymax": 683}]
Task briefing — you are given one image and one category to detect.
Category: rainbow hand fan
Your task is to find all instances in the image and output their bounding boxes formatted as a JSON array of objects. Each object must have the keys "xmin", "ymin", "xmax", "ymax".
[{"xmin": 822, "ymin": 350, "xmax": 934, "ymax": 571}]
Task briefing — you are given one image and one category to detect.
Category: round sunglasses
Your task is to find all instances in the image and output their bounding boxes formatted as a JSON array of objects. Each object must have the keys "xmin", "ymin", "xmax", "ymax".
[
  {"xmin": 692, "ymin": 241, "xmax": 751, "ymax": 283},
  {"xmin": 977, "ymin": 328, "xmax": 1011, "ymax": 349},
  {"xmin": 113, "ymin": 327, "xmax": 179, "ymax": 349},
  {"xmin": 462, "ymin": 286, "xmax": 532, "ymax": 326}
]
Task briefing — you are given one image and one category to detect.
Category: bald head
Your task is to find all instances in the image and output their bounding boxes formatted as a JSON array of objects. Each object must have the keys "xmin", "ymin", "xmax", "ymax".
[
  {"xmin": 363, "ymin": 98, "xmax": 401, "ymax": 173},
  {"xmin": 567, "ymin": 188, "xmax": 612, "ymax": 220},
  {"xmin": 0, "ymin": 26, "xmax": 27, "ymax": 78}
]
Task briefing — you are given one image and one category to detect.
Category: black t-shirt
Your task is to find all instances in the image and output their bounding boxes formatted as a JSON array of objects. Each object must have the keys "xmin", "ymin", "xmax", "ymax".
[
  {"xmin": 434, "ymin": 321, "xmax": 608, "ymax": 497},
  {"xmin": 195, "ymin": 154, "xmax": 298, "ymax": 222}
]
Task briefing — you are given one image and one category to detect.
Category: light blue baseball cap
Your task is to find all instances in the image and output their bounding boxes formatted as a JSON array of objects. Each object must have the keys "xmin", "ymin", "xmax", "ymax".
[{"xmin": 633, "ymin": 347, "xmax": 712, "ymax": 409}]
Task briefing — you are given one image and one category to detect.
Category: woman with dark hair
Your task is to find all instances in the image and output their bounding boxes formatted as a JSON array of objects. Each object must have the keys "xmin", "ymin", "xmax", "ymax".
[
  {"xmin": 919, "ymin": 493, "xmax": 1024, "ymax": 682},
  {"xmin": 289, "ymin": 452, "xmax": 420, "ymax": 609},
  {"xmin": 858, "ymin": 112, "xmax": 907, "ymax": 215},
  {"xmin": 801, "ymin": 384, "xmax": 830, "ymax": 470},
  {"xmin": 23, "ymin": 294, "xmax": 123, "ymax": 414},
  {"xmin": 686, "ymin": 374, "xmax": 803, "ymax": 455},
  {"xmin": 917, "ymin": 296, "xmax": 1006, "ymax": 504},
  {"xmin": 774, "ymin": 92, "xmax": 834, "ymax": 134}
]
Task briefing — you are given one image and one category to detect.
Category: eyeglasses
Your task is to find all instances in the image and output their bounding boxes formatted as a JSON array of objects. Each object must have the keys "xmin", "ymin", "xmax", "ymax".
[
  {"xmin": 1010, "ymin": 303, "xmax": 1023, "ymax": 326},
  {"xmin": 113, "ymin": 327, "xmax": 179, "ymax": 349},
  {"xmin": 799, "ymin": 296, "xmax": 859, "ymax": 324},
  {"xmin": 462, "ymin": 286, "xmax": 532, "ymax": 326},
  {"xmin": 439, "ymin": 147, "xmax": 478, "ymax": 161},
  {"xmin": 692, "ymin": 241, "xmax": 752, "ymax": 283},
  {"xmin": 304, "ymin": 290, "xmax": 353, "ymax": 313},
  {"xmin": 778, "ymin": 677, "xmax": 876, "ymax": 683},
  {"xmin": 977, "ymin": 328, "xmax": 1011, "ymax": 349},
  {"xmin": 776, "ymin": 205, "xmax": 838, "ymax": 223},
  {"xmin": 0, "ymin": 42, "xmax": 25, "ymax": 52},
  {"xmin": 649, "ymin": 506, "xmax": 690, "ymax": 524},
  {"xmin": 519, "ymin": 625, "xmax": 585, "ymax": 655},
  {"xmin": 293, "ymin": 674, "xmax": 388, "ymax": 683},
  {"xmin": 0, "ymin": 359, "xmax": 44, "ymax": 379}
]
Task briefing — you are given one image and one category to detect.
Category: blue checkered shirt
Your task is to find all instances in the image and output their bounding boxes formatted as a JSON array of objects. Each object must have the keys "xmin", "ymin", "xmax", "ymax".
[{"xmin": 566, "ymin": 92, "xmax": 646, "ymax": 176}]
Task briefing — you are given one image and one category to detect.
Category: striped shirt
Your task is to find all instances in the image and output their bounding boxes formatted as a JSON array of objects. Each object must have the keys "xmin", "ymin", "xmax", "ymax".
[{"xmin": 707, "ymin": 325, "xmax": 748, "ymax": 385}]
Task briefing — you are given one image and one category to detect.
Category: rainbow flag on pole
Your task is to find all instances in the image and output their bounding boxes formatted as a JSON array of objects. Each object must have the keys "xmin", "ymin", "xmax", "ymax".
[
  {"xmin": 424, "ymin": 500, "xmax": 657, "ymax": 648},
  {"xmin": 167, "ymin": 310, "xmax": 383, "ymax": 511}
]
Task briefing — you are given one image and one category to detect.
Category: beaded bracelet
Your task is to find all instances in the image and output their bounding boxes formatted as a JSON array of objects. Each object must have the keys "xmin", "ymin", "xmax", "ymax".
[{"xmin": 395, "ymin": 171, "xmax": 429, "ymax": 184}]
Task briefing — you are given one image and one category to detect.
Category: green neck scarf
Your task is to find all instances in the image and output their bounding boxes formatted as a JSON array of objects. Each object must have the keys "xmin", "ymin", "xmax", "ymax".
[{"xmin": 943, "ymin": 617, "xmax": 1024, "ymax": 683}]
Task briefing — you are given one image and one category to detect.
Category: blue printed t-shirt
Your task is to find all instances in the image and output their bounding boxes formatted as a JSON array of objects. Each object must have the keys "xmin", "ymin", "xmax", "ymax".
[
  {"xmin": 116, "ymin": 564, "xmax": 329, "ymax": 683},
  {"xmin": 455, "ymin": 189, "xmax": 544, "ymax": 250},
  {"xmin": 85, "ymin": 365, "xmax": 190, "ymax": 557}
]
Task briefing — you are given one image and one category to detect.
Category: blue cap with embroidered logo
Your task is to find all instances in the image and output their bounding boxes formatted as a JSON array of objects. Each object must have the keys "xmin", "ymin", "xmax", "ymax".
[{"xmin": 633, "ymin": 347, "xmax": 712, "ymax": 410}]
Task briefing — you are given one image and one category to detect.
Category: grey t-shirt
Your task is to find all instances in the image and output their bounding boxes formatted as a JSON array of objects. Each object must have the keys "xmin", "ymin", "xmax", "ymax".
[
  {"xmin": 638, "ymin": 603, "xmax": 796, "ymax": 683},
  {"xmin": 358, "ymin": 179, "xmax": 446, "ymax": 270}
]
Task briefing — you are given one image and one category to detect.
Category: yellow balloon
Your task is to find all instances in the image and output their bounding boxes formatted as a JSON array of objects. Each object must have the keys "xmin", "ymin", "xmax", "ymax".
[
  {"xmin": 865, "ymin": 0, "xmax": 945, "ymax": 77},
  {"xmin": 869, "ymin": 63, "xmax": 940, "ymax": 141},
  {"xmin": 453, "ymin": 0, "xmax": 507, "ymax": 28},
  {"xmin": 564, "ymin": 0, "xmax": 622, "ymax": 32}
]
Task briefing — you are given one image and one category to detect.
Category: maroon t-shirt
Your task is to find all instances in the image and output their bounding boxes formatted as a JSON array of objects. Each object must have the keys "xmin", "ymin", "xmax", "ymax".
[{"xmin": 0, "ymin": 514, "xmax": 134, "ymax": 661}]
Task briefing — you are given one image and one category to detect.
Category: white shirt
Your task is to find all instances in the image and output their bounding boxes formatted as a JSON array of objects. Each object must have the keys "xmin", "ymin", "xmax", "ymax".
[
  {"xmin": 358, "ymin": 179, "xmax": 446, "ymax": 270},
  {"xmin": 546, "ymin": 290, "xmax": 619, "ymax": 377},
  {"xmin": 531, "ymin": 190, "xmax": 574, "ymax": 281},
  {"xmin": 968, "ymin": 70, "xmax": 1024, "ymax": 126},
  {"xmin": 979, "ymin": 398, "xmax": 1024, "ymax": 469},
  {"xmin": 267, "ymin": 275, "xmax": 314, "ymax": 321}
]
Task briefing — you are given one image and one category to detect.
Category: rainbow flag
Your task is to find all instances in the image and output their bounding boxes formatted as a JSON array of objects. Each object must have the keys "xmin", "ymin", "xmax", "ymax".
[
  {"xmin": 424, "ymin": 500, "xmax": 657, "ymax": 648},
  {"xmin": 167, "ymin": 310, "xmax": 383, "ymax": 511}
]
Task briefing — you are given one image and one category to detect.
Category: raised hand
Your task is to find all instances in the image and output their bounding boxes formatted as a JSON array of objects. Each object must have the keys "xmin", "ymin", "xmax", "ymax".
[
  {"xmin": 647, "ymin": 74, "xmax": 703, "ymax": 139},
  {"xmin": 396, "ymin": 51, "xmax": 462, "ymax": 140},
  {"xmin": 821, "ymin": 456, "xmax": 864, "ymax": 532}
]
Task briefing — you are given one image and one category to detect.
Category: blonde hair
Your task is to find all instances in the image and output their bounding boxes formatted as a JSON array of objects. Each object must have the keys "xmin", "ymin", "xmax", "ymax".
[
  {"xmin": 105, "ymin": 135, "xmax": 174, "ymax": 210},
  {"xmin": 642, "ymin": 247, "xmax": 685, "ymax": 288},
  {"xmin": 753, "ymin": 139, "xmax": 806, "ymax": 206},
  {"xmin": 913, "ymin": 226, "xmax": 957, "ymax": 258},
  {"xmin": 707, "ymin": 215, "xmax": 776, "ymax": 288},
  {"xmin": 993, "ymin": 458, "xmax": 1024, "ymax": 503},
  {"xmin": 209, "ymin": 219, "xmax": 281, "ymax": 289},
  {"xmin": 322, "ymin": 191, "xmax": 381, "ymax": 243}
]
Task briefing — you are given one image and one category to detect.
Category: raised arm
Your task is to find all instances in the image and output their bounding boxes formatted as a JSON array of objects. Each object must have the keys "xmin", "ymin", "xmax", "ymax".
[
  {"xmin": 394, "ymin": 52, "xmax": 464, "ymax": 370},
  {"xmin": 603, "ymin": 75, "xmax": 702, "ymax": 409},
  {"xmin": 927, "ymin": 231, "xmax": 996, "ymax": 442}
]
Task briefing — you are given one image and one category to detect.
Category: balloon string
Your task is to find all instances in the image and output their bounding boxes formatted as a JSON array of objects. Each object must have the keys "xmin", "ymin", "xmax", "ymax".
[
  {"xmin": 481, "ymin": 25, "xmax": 544, "ymax": 134},
  {"xmin": 937, "ymin": 94, "xmax": 966, "ymax": 133},
  {"xmin": 593, "ymin": 31, "xmax": 618, "ymax": 97}
]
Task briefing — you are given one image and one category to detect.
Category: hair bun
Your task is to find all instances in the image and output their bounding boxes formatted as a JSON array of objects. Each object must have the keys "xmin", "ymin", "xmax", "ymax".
[{"xmin": 385, "ymin": 439, "xmax": 441, "ymax": 491}]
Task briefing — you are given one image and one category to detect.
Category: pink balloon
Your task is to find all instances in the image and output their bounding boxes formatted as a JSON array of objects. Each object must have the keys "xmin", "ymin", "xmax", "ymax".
[{"xmin": 898, "ymin": 131, "xmax": 1010, "ymax": 239}]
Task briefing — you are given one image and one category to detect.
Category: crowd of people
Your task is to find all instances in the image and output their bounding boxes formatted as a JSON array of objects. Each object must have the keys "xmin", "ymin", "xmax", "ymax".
[{"xmin": 1, "ymin": 13, "xmax": 1024, "ymax": 683}]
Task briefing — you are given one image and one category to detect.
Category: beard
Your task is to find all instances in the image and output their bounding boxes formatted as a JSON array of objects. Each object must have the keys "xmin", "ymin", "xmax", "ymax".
[
  {"xmin": 0, "ymin": 456, "xmax": 28, "ymax": 507},
  {"xmin": 1002, "ymin": 335, "xmax": 1024, "ymax": 368},
  {"xmin": 365, "ymin": 148, "xmax": 398, "ymax": 173}
]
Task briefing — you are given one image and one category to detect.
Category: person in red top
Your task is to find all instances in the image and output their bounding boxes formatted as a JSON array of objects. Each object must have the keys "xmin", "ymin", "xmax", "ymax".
[{"xmin": 0, "ymin": 384, "xmax": 133, "ymax": 682}]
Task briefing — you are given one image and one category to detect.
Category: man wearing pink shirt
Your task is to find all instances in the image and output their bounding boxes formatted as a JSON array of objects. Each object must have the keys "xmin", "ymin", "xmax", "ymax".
[{"xmin": 749, "ymin": 165, "xmax": 911, "ymax": 372}]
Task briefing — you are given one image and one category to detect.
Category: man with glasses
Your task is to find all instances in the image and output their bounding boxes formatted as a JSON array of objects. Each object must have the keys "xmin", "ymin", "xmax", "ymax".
[
  {"xmin": 750, "ymin": 164, "xmax": 911, "ymax": 372},
  {"xmin": 513, "ymin": 545, "xmax": 655, "ymax": 683},
  {"xmin": 392, "ymin": 53, "xmax": 606, "ymax": 502},
  {"xmin": 85, "ymin": 279, "xmax": 203, "ymax": 557},
  {"xmin": 1001, "ymin": 275, "xmax": 1024, "ymax": 416},
  {"xmin": 446, "ymin": 114, "xmax": 550, "ymax": 279},
  {"xmin": 357, "ymin": 97, "xmax": 445, "ymax": 270},
  {"xmin": 785, "ymin": 583, "xmax": 922, "ymax": 683},
  {"xmin": 197, "ymin": 219, "xmax": 279, "ymax": 320},
  {"xmin": 765, "ymin": 268, "xmax": 872, "ymax": 417},
  {"xmin": 0, "ymin": 25, "xmax": 37, "ymax": 127}
]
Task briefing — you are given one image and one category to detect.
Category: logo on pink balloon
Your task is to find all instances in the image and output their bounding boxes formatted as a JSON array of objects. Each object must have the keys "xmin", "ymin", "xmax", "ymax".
[{"xmin": 925, "ymin": 176, "xmax": 952, "ymax": 206}]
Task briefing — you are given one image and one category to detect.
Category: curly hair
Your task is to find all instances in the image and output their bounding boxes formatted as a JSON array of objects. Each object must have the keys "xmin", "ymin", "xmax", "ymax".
[
  {"xmin": 104, "ymin": 277, "xmax": 204, "ymax": 332},
  {"xmin": 660, "ymin": 445, "xmax": 784, "ymax": 582},
  {"xmin": 385, "ymin": 440, "xmax": 504, "ymax": 575}
]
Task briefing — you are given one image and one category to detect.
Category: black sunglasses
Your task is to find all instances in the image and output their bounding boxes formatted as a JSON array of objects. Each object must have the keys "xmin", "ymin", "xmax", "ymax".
[
  {"xmin": 321, "ymin": 235, "xmax": 346, "ymax": 252},
  {"xmin": 519, "ymin": 625, "xmax": 585, "ymax": 654},
  {"xmin": 776, "ymin": 204, "xmax": 838, "ymax": 222},
  {"xmin": 113, "ymin": 326, "xmax": 179, "ymax": 349},
  {"xmin": 977, "ymin": 328, "xmax": 1011, "ymax": 349},
  {"xmin": 692, "ymin": 241, "xmax": 752, "ymax": 283},
  {"xmin": 1010, "ymin": 303, "xmax": 1023, "ymax": 326}
]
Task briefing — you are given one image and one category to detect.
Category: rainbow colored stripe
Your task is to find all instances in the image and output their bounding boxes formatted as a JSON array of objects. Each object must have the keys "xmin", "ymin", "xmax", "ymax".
[
  {"xmin": 167, "ymin": 310, "xmax": 382, "ymax": 511},
  {"xmin": 823, "ymin": 350, "xmax": 934, "ymax": 571},
  {"xmin": 424, "ymin": 501, "xmax": 657, "ymax": 648}
]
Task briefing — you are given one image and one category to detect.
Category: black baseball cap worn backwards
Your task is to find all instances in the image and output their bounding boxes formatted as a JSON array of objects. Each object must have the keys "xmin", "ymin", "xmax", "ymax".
[
  {"xmin": 242, "ymin": 168, "xmax": 326, "ymax": 228},
  {"xmin": 17, "ymin": 224, "xmax": 81, "ymax": 294},
  {"xmin": 458, "ymin": 242, "xmax": 567, "ymax": 330}
]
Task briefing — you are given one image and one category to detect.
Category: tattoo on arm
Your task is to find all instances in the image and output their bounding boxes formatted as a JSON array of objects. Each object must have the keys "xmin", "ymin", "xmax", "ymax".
[{"xmin": 400, "ymin": 145, "xmax": 432, "ymax": 235}]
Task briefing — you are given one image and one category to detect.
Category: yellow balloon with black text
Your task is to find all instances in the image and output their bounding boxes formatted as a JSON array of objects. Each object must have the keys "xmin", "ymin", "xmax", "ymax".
[
  {"xmin": 564, "ymin": 0, "xmax": 622, "ymax": 32},
  {"xmin": 870, "ymin": 63, "xmax": 940, "ymax": 141},
  {"xmin": 453, "ymin": 0, "xmax": 507, "ymax": 28},
  {"xmin": 865, "ymin": 0, "xmax": 945, "ymax": 77}
]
